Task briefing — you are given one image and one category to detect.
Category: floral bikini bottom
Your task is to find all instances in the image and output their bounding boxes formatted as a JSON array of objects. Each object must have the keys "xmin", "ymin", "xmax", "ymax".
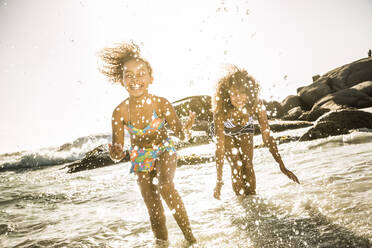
[{"xmin": 129, "ymin": 138, "xmax": 177, "ymax": 173}]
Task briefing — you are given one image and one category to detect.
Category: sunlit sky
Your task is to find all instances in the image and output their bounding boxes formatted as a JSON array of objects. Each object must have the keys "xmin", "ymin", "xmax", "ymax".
[{"xmin": 1, "ymin": 0, "xmax": 372, "ymax": 154}]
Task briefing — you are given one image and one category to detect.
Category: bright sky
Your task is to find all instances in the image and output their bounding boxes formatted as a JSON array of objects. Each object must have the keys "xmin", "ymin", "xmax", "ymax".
[{"xmin": 1, "ymin": 0, "xmax": 372, "ymax": 154}]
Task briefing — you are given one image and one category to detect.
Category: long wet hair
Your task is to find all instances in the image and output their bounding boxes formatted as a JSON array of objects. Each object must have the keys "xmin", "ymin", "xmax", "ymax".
[
  {"xmin": 97, "ymin": 42, "xmax": 152, "ymax": 84},
  {"xmin": 212, "ymin": 66, "xmax": 260, "ymax": 118}
]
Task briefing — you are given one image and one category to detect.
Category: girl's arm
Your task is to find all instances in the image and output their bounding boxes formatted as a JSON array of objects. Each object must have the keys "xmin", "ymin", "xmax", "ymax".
[
  {"xmin": 213, "ymin": 114, "xmax": 225, "ymax": 199},
  {"xmin": 109, "ymin": 104, "xmax": 126, "ymax": 162},
  {"xmin": 256, "ymin": 101, "xmax": 300, "ymax": 184},
  {"xmin": 159, "ymin": 97, "xmax": 195, "ymax": 141}
]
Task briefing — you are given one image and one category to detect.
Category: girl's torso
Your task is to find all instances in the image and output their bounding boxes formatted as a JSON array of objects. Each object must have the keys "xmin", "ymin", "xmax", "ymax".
[{"xmin": 123, "ymin": 95, "xmax": 169, "ymax": 148}]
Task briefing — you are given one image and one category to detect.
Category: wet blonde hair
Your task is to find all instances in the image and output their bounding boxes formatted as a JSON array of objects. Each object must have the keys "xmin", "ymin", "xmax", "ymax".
[
  {"xmin": 97, "ymin": 42, "xmax": 152, "ymax": 83},
  {"xmin": 212, "ymin": 66, "xmax": 260, "ymax": 118}
]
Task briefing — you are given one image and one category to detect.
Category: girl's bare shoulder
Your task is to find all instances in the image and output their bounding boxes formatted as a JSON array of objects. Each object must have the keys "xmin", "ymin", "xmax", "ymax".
[
  {"xmin": 112, "ymin": 98, "xmax": 129, "ymax": 120},
  {"xmin": 115, "ymin": 98, "xmax": 129, "ymax": 111},
  {"xmin": 149, "ymin": 95, "xmax": 171, "ymax": 111}
]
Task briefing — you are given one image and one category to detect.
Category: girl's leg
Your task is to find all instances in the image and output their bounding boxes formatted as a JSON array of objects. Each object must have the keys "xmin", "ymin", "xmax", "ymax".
[
  {"xmin": 237, "ymin": 134, "xmax": 256, "ymax": 195},
  {"xmin": 136, "ymin": 171, "xmax": 168, "ymax": 241},
  {"xmin": 224, "ymin": 136, "xmax": 245, "ymax": 196},
  {"xmin": 156, "ymin": 150, "xmax": 196, "ymax": 244}
]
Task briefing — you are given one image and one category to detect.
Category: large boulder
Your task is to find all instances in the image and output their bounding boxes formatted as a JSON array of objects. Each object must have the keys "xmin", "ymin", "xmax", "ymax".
[
  {"xmin": 297, "ymin": 57, "xmax": 372, "ymax": 109},
  {"xmin": 172, "ymin": 95, "xmax": 212, "ymax": 132},
  {"xmin": 319, "ymin": 57, "xmax": 372, "ymax": 90},
  {"xmin": 297, "ymin": 78, "xmax": 333, "ymax": 107},
  {"xmin": 299, "ymin": 121, "xmax": 348, "ymax": 141},
  {"xmin": 66, "ymin": 145, "xmax": 129, "ymax": 173},
  {"xmin": 351, "ymin": 81, "xmax": 372, "ymax": 96},
  {"xmin": 299, "ymin": 109, "xmax": 372, "ymax": 141},
  {"xmin": 281, "ymin": 95, "xmax": 307, "ymax": 114},
  {"xmin": 344, "ymin": 58, "xmax": 372, "ymax": 87},
  {"xmin": 299, "ymin": 81, "xmax": 372, "ymax": 122},
  {"xmin": 172, "ymin": 95, "xmax": 212, "ymax": 122},
  {"xmin": 263, "ymin": 100, "xmax": 283, "ymax": 119},
  {"xmin": 282, "ymin": 106, "xmax": 304, "ymax": 120},
  {"xmin": 266, "ymin": 120, "xmax": 313, "ymax": 132},
  {"xmin": 299, "ymin": 107, "xmax": 331, "ymax": 122},
  {"xmin": 319, "ymin": 90, "xmax": 372, "ymax": 110}
]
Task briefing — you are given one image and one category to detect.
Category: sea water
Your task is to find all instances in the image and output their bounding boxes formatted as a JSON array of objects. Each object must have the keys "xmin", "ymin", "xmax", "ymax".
[{"xmin": 0, "ymin": 128, "xmax": 371, "ymax": 247}]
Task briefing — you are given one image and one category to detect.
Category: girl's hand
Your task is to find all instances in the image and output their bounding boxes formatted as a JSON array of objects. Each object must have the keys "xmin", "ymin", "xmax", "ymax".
[
  {"xmin": 108, "ymin": 143, "xmax": 125, "ymax": 162},
  {"xmin": 213, "ymin": 181, "xmax": 223, "ymax": 200},
  {"xmin": 279, "ymin": 164, "xmax": 300, "ymax": 184}
]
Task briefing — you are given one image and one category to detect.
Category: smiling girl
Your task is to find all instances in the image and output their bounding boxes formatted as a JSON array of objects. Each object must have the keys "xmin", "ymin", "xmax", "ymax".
[
  {"xmin": 212, "ymin": 66, "xmax": 300, "ymax": 200},
  {"xmin": 98, "ymin": 42, "xmax": 196, "ymax": 245}
]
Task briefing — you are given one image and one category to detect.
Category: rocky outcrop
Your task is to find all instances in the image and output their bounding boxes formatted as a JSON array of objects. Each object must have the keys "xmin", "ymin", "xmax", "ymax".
[
  {"xmin": 282, "ymin": 106, "xmax": 304, "ymax": 120},
  {"xmin": 313, "ymin": 83, "xmax": 372, "ymax": 110},
  {"xmin": 297, "ymin": 78, "xmax": 333, "ymax": 108},
  {"xmin": 267, "ymin": 120, "xmax": 312, "ymax": 132},
  {"xmin": 281, "ymin": 95, "xmax": 307, "ymax": 114},
  {"xmin": 299, "ymin": 109, "xmax": 372, "ymax": 141},
  {"xmin": 65, "ymin": 145, "xmax": 129, "ymax": 173},
  {"xmin": 279, "ymin": 58, "xmax": 372, "ymax": 121},
  {"xmin": 172, "ymin": 95, "xmax": 213, "ymax": 133},
  {"xmin": 172, "ymin": 95, "xmax": 212, "ymax": 122},
  {"xmin": 299, "ymin": 107, "xmax": 330, "ymax": 122},
  {"xmin": 351, "ymin": 80, "xmax": 372, "ymax": 96},
  {"xmin": 263, "ymin": 100, "xmax": 283, "ymax": 118}
]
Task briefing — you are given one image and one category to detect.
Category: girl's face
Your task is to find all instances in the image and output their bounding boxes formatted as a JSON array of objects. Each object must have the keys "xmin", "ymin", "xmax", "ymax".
[
  {"xmin": 229, "ymin": 87, "xmax": 249, "ymax": 109},
  {"xmin": 122, "ymin": 59, "xmax": 153, "ymax": 98}
]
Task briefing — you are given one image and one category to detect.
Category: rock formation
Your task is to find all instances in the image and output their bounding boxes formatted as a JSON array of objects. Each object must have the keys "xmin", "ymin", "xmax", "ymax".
[{"xmin": 299, "ymin": 109, "xmax": 372, "ymax": 141}]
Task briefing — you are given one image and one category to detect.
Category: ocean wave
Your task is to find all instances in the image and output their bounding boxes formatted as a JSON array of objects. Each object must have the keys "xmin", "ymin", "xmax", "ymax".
[
  {"xmin": 0, "ymin": 152, "xmax": 78, "ymax": 172},
  {"xmin": 0, "ymin": 134, "xmax": 111, "ymax": 172},
  {"xmin": 56, "ymin": 133, "xmax": 111, "ymax": 152}
]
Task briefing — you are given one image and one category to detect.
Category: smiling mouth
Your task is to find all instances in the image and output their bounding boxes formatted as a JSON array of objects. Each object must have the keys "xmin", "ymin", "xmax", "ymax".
[{"xmin": 129, "ymin": 83, "xmax": 143, "ymax": 90}]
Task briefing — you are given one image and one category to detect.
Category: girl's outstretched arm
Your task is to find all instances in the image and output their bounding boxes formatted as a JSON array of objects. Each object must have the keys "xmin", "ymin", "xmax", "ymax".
[
  {"xmin": 257, "ymin": 101, "xmax": 300, "ymax": 184},
  {"xmin": 109, "ymin": 103, "xmax": 126, "ymax": 162},
  {"xmin": 159, "ymin": 97, "xmax": 195, "ymax": 141},
  {"xmin": 213, "ymin": 114, "xmax": 225, "ymax": 199}
]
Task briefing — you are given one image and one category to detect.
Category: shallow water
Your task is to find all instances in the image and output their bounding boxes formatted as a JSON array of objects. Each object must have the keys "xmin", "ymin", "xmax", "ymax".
[{"xmin": 0, "ymin": 130, "xmax": 371, "ymax": 247}]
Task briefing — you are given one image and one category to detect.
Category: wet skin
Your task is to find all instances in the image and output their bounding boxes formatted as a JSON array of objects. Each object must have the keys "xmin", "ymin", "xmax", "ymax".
[
  {"xmin": 109, "ymin": 59, "xmax": 196, "ymax": 244},
  {"xmin": 213, "ymin": 87, "xmax": 299, "ymax": 199}
]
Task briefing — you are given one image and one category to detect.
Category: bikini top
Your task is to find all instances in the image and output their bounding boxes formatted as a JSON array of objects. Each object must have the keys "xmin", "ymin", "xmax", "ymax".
[
  {"xmin": 210, "ymin": 116, "xmax": 255, "ymax": 137},
  {"xmin": 223, "ymin": 116, "xmax": 255, "ymax": 136},
  {"xmin": 125, "ymin": 110, "xmax": 165, "ymax": 136}
]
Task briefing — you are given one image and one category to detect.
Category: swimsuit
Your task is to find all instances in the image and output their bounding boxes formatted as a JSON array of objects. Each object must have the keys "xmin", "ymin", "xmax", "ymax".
[
  {"xmin": 125, "ymin": 110, "xmax": 165, "ymax": 136},
  {"xmin": 124, "ymin": 110, "xmax": 176, "ymax": 173},
  {"xmin": 210, "ymin": 116, "xmax": 255, "ymax": 137},
  {"xmin": 128, "ymin": 138, "xmax": 176, "ymax": 173}
]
